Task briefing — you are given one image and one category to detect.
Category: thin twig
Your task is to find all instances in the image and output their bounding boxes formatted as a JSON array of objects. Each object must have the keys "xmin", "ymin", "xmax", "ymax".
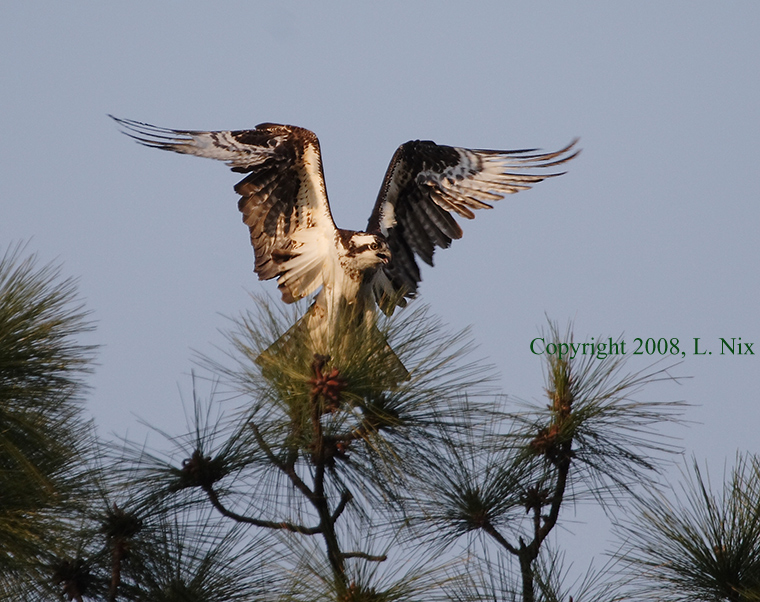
[
  {"xmin": 250, "ymin": 422, "xmax": 314, "ymax": 499},
  {"xmin": 341, "ymin": 551, "xmax": 388, "ymax": 562},
  {"xmin": 204, "ymin": 485, "xmax": 321, "ymax": 534},
  {"xmin": 332, "ymin": 490, "xmax": 353, "ymax": 522}
]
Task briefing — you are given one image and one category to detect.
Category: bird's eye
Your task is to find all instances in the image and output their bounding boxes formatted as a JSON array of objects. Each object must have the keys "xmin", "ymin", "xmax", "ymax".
[{"xmin": 370, "ymin": 242, "xmax": 379, "ymax": 250}]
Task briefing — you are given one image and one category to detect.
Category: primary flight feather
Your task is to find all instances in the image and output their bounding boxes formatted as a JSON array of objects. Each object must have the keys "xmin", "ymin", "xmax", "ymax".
[{"xmin": 112, "ymin": 117, "xmax": 578, "ymax": 323}]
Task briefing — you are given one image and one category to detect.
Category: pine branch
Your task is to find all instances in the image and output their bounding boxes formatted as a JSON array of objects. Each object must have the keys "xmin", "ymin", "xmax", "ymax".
[
  {"xmin": 250, "ymin": 422, "xmax": 314, "ymax": 499},
  {"xmin": 204, "ymin": 485, "xmax": 321, "ymax": 534},
  {"xmin": 482, "ymin": 521, "xmax": 519, "ymax": 556},
  {"xmin": 331, "ymin": 491, "xmax": 353, "ymax": 522},
  {"xmin": 341, "ymin": 551, "xmax": 388, "ymax": 562}
]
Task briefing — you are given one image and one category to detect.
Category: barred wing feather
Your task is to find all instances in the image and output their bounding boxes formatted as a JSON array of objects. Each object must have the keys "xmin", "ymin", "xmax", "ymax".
[
  {"xmin": 367, "ymin": 139, "xmax": 579, "ymax": 309},
  {"xmin": 111, "ymin": 117, "xmax": 338, "ymax": 303}
]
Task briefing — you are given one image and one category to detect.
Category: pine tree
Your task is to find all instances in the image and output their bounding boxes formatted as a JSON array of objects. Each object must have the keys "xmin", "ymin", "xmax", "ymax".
[
  {"xmin": 0, "ymin": 243, "xmax": 96, "ymax": 600},
  {"xmin": 9, "ymin": 242, "xmax": 756, "ymax": 602},
  {"xmin": 615, "ymin": 454, "xmax": 760, "ymax": 602}
]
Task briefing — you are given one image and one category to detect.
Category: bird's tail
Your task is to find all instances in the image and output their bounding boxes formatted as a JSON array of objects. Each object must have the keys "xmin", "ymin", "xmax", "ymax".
[{"xmin": 256, "ymin": 302, "xmax": 408, "ymax": 388}]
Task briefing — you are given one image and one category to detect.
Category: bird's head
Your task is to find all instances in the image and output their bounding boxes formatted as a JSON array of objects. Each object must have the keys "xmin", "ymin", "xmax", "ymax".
[{"xmin": 346, "ymin": 232, "xmax": 391, "ymax": 270}]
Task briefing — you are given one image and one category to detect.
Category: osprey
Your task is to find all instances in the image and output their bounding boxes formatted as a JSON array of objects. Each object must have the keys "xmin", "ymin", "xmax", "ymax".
[{"xmin": 113, "ymin": 117, "xmax": 578, "ymax": 344}]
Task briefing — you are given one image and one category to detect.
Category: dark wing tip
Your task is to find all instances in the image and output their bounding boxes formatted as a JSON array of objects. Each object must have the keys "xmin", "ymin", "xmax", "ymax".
[
  {"xmin": 109, "ymin": 115, "xmax": 195, "ymax": 150},
  {"xmin": 543, "ymin": 137, "xmax": 581, "ymax": 163},
  {"xmin": 556, "ymin": 137, "xmax": 581, "ymax": 160}
]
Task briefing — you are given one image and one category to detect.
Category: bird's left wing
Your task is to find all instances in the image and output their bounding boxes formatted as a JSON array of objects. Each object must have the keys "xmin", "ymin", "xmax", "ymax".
[
  {"xmin": 112, "ymin": 117, "xmax": 339, "ymax": 303},
  {"xmin": 366, "ymin": 138, "xmax": 579, "ymax": 310}
]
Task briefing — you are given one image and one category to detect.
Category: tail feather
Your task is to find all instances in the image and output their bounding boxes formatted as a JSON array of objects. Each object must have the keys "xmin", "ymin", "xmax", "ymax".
[{"xmin": 256, "ymin": 304, "xmax": 408, "ymax": 386}]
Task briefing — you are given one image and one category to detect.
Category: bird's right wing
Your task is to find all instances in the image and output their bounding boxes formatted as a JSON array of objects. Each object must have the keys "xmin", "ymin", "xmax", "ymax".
[{"xmin": 112, "ymin": 117, "xmax": 339, "ymax": 303}]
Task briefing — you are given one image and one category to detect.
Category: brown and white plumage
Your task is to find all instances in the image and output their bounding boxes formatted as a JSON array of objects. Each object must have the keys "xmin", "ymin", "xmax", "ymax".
[
  {"xmin": 112, "ymin": 116, "xmax": 578, "ymax": 322},
  {"xmin": 366, "ymin": 139, "xmax": 578, "ymax": 309}
]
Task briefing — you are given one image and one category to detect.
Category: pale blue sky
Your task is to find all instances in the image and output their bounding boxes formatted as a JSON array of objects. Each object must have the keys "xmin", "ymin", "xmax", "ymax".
[{"xmin": 2, "ymin": 0, "xmax": 759, "ymax": 574}]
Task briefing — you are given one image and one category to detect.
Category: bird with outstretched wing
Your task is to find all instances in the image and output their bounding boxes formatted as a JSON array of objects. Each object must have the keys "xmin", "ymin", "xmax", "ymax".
[{"xmin": 112, "ymin": 116, "xmax": 578, "ymax": 334}]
